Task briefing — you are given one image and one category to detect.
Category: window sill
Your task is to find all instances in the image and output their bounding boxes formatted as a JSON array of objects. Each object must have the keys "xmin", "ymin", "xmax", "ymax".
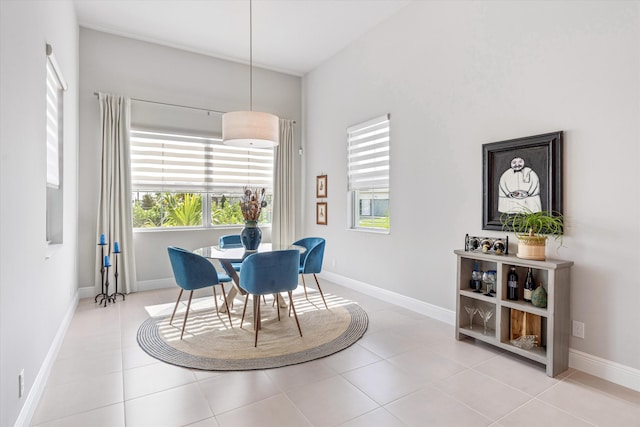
[
  {"xmin": 347, "ymin": 227, "xmax": 390, "ymax": 235},
  {"xmin": 133, "ymin": 224, "xmax": 272, "ymax": 233}
]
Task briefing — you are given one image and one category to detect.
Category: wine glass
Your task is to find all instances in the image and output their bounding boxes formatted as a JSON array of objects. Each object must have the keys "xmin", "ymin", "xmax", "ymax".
[
  {"xmin": 482, "ymin": 270, "xmax": 497, "ymax": 297},
  {"xmin": 464, "ymin": 306, "xmax": 477, "ymax": 330},
  {"xmin": 477, "ymin": 307, "xmax": 494, "ymax": 335}
]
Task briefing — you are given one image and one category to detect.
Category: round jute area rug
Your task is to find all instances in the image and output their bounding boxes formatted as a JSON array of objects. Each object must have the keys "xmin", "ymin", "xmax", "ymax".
[{"xmin": 137, "ymin": 292, "xmax": 368, "ymax": 370}]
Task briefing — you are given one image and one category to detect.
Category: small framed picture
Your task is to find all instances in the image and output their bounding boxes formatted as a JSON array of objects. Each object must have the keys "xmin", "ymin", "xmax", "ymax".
[
  {"xmin": 316, "ymin": 202, "xmax": 327, "ymax": 225},
  {"xmin": 316, "ymin": 175, "xmax": 327, "ymax": 198}
]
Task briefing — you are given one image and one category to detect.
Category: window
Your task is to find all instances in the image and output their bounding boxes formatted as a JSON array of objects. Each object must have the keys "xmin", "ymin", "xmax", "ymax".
[
  {"xmin": 347, "ymin": 114, "xmax": 390, "ymax": 231},
  {"xmin": 46, "ymin": 59, "xmax": 62, "ymax": 188},
  {"xmin": 130, "ymin": 129, "xmax": 273, "ymax": 228},
  {"xmin": 46, "ymin": 44, "xmax": 67, "ymax": 245}
]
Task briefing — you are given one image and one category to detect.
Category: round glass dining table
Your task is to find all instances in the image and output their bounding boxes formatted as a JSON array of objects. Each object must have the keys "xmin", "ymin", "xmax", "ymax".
[{"xmin": 193, "ymin": 243, "xmax": 305, "ymax": 311}]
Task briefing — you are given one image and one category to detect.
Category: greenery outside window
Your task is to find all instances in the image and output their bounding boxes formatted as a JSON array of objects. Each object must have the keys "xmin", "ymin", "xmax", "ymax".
[
  {"xmin": 347, "ymin": 114, "xmax": 390, "ymax": 231},
  {"xmin": 130, "ymin": 129, "xmax": 273, "ymax": 229}
]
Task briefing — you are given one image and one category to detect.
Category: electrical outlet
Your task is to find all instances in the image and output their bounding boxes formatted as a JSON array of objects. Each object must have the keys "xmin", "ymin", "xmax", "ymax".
[
  {"xmin": 572, "ymin": 320, "xmax": 585, "ymax": 339},
  {"xmin": 18, "ymin": 370, "xmax": 24, "ymax": 398}
]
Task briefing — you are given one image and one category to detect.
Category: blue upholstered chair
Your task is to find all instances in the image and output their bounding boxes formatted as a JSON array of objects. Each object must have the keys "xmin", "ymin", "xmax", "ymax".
[
  {"xmin": 219, "ymin": 234, "xmax": 243, "ymax": 272},
  {"xmin": 167, "ymin": 246, "xmax": 233, "ymax": 339},
  {"xmin": 293, "ymin": 237, "xmax": 328, "ymax": 309},
  {"xmin": 238, "ymin": 250, "xmax": 302, "ymax": 347},
  {"xmin": 219, "ymin": 233, "xmax": 269, "ymax": 306},
  {"xmin": 219, "ymin": 234, "xmax": 242, "ymax": 248}
]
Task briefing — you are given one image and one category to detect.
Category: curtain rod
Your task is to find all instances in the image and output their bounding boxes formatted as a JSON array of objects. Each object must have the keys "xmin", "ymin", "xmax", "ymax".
[{"xmin": 92, "ymin": 92, "xmax": 295, "ymax": 123}]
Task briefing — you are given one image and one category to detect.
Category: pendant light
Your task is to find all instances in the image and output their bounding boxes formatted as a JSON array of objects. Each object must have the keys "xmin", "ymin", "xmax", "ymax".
[{"xmin": 223, "ymin": 0, "xmax": 279, "ymax": 148}]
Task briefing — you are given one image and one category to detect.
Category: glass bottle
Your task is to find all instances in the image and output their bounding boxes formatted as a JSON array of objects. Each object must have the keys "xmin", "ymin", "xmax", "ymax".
[
  {"xmin": 507, "ymin": 266, "xmax": 519, "ymax": 300},
  {"xmin": 524, "ymin": 268, "xmax": 535, "ymax": 303},
  {"xmin": 471, "ymin": 261, "xmax": 482, "ymax": 292},
  {"xmin": 493, "ymin": 239, "xmax": 505, "ymax": 255}
]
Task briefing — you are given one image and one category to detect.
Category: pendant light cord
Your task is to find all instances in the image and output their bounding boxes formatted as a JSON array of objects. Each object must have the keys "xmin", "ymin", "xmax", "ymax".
[{"xmin": 249, "ymin": 0, "xmax": 253, "ymax": 111}]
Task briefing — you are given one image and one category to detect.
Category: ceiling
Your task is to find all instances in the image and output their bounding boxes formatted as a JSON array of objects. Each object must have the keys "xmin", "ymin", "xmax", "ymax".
[{"xmin": 73, "ymin": 0, "xmax": 411, "ymax": 76}]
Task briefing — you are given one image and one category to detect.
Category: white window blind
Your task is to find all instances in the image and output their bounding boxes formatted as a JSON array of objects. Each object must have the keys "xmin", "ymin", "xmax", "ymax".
[
  {"xmin": 347, "ymin": 114, "xmax": 390, "ymax": 190},
  {"xmin": 46, "ymin": 55, "xmax": 64, "ymax": 188},
  {"xmin": 130, "ymin": 129, "xmax": 274, "ymax": 193}
]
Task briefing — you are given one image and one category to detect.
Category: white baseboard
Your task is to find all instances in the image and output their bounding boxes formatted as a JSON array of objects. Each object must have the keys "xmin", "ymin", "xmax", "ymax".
[
  {"xmin": 319, "ymin": 271, "xmax": 456, "ymax": 325},
  {"xmin": 78, "ymin": 278, "xmax": 175, "ymax": 300},
  {"xmin": 136, "ymin": 277, "xmax": 175, "ymax": 292},
  {"xmin": 78, "ymin": 286, "xmax": 96, "ymax": 299},
  {"xmin": 569, "ymin": 348, "xmax": 640, "ymax": 392},
  {"xmin": 15, "ymin": 292, "xmax": 78, "ymax": 427},
  {"xmin": 320, "ymin": 270, "xmax": 640, "ymax": 393}
]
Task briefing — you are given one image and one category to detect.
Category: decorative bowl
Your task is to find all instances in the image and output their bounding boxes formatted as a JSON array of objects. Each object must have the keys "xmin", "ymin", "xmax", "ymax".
[{"xmin": 511, "ymin": 335, "xmax": 537, "ymax": 350}]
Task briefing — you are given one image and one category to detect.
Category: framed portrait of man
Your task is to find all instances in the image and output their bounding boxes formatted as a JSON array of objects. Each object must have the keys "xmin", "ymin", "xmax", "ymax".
[{"xmin": 482, "ymin": 131, "xmax": 563, "ymax": 230}]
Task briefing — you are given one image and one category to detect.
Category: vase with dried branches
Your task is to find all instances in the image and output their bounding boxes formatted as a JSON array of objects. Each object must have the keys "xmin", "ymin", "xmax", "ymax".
[{"xmin": 239, "ymin": 187, "xmax": 267, "ymax": 251}]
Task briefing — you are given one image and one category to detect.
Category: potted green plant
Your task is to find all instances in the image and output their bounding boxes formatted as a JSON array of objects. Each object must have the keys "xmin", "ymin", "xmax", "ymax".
[{"xmin": 500, "ymin": 209, "xmax": 564, "ymax": 260}]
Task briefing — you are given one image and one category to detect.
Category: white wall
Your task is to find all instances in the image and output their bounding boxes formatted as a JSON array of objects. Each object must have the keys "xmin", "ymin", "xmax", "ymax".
[
  {"xmin": 303, "ymin": 0, "xmax": 640, "ymax": 374},
  {"xmin": 78, "ymin": 28, "xmax": 301, "ymax": 290},
  {"xmin": 0, "ymin": 1, "xmax": 79, "ymax": 425}
]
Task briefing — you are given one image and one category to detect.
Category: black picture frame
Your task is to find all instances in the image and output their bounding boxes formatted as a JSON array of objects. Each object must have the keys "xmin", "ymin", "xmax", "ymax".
[{"xmin": 482, "ymin": 131, "xmax": 563, "ymax": 231}]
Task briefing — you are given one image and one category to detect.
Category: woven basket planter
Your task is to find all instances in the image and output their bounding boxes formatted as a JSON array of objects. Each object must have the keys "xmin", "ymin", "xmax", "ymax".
[{"xmin": 517, "ymin": 235, "xmax": 547, "ymax": 260}]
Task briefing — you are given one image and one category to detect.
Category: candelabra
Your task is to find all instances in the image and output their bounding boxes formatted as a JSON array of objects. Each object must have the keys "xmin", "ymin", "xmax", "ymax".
[
  {"xmin": 110, "ymin": 244, "xmax": 125, "ymax": 301},
  {"xmin": 93, "ymin": 234, "xmax": 124, "ymax": 307},
  {"xmin": 94, "ymin": 234, "xmax": 116, "ymax": 307}
]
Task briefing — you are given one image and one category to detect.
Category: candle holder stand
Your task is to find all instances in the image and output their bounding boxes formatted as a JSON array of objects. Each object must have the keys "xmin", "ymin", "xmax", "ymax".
[
  {"xmin": 110, "ymin": 250, "xmax": 125, "ymax": 301},
  {"xmin": 94, "ymin": 242, "xmax": 115, "ymax": 307},
  {"xmin": 99, "ymin": 263, "xmax": 115, "ymax": 307}
]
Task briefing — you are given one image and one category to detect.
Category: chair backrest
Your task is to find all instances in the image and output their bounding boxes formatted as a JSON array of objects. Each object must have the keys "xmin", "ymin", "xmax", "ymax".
[
  {"xmin": 167, "ymin": 246, "xmax": 221, "ymax": 291},
  {"xmin": 239, "ymin": 250, "xmax": 300, "ymax": 295},
  {"xmin": 219, "ymin": 234, "xmax": 242, "ymax": 248},
  {"xmin": 293, "ymin": 237, "xmax": 325, "ymax": 274}
]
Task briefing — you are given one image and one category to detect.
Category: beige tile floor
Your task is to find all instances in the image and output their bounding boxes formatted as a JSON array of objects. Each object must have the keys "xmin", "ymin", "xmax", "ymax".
[{"xmin": 32, "ymin": 280, "xmax": 640, "ymax": 427}]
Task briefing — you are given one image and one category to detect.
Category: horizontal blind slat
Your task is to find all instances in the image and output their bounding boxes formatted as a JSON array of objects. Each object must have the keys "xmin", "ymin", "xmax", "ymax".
[
  {"xmin": 130, "ymin": 128, "xmax": 273, "ymax": 193},
  {"xmin": 347, "ymin": 116, "xmax": 390, "ymax": 191},
  {"xmin": 46, "ymin": 62, "xmax": 61, "ymax": 188}
]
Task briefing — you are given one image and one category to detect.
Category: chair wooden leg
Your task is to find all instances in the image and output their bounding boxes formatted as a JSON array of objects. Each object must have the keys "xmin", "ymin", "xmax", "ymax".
[
  {"xmin": 252, "ymin": 295, "xmax": 261, "ymax": 330},
  {"xmin": 180, "ymin": 290, "xmax": 194, "ymax": 340},
  {"xmin": 212, "ymin": 286, "xmax": 219, "ymax": 312},
  {"xmin": 240, "ymin": 294, "xmax": 249, "ymax": 328},
  {"xmin": 313, "ymin": 274, "xmax": 328, "ymax": 309},
  {"xmin": 169, "ymin": 289, "xmax": 184, "ymax": 325},
  {"xmin": 220, "ymin": 283, "xmax": 233, "ymax": 327},
  {"xmin": 301, "ymin": 274, "xmax": 309, "ymax": 299},
  {"xmin": 288, "ymin": 291, "xmax": 303, "ymax": 337},
  {"xmin": 274, "ymin": 293, "xmax": 288, "ymax": 310},
  {"xmin": 254, "ymin": 295, "xmax": 260, "ymax": 347},
  {"xmin": 276, "ymin": 294, "xmax": 280, "ymax": 321}
]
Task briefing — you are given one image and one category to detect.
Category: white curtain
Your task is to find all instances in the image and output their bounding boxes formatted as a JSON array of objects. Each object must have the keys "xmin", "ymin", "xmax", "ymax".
[
  {"xmin": 272, "ymin": 119, "xmax": 296, "ymax": 246},
  {"xmin": 95, "ymin": 93, "xmax": 137, "ymax": 293}
]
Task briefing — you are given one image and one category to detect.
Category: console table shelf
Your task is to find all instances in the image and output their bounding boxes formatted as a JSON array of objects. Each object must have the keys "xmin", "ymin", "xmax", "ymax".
[{"xmin": 454, "ymin": 250, "xmax": 573, "ymax": 377}]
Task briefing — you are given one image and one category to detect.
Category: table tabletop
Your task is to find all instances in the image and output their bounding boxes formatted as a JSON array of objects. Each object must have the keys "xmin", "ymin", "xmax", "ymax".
[
  {"xmin": 194, "ymin": 242, "xmax": 306, "ymax": 308},
  {"xmin": 194, "ymin": 243, "xmax": 305, "ymax": 262}
]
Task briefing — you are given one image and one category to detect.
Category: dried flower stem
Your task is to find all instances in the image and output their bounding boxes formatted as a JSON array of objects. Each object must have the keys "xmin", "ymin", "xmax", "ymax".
[{"xmin": 240, "ymin": 186, "xmax": 267, "ymax": 221}]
